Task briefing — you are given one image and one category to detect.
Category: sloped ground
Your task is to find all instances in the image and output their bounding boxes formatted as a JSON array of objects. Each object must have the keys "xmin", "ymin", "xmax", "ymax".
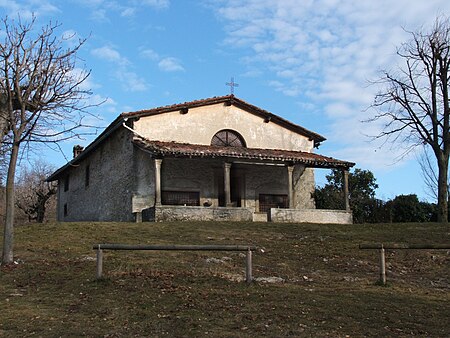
[{"xmin": 0, "ymin": 221, "xmax": 449, "ymax": 337}]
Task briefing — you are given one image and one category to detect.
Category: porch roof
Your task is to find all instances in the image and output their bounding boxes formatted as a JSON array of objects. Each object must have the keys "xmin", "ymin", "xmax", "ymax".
[{"xmin": 133, "ymin": 137, "xmax": 355, "ymax": 169}]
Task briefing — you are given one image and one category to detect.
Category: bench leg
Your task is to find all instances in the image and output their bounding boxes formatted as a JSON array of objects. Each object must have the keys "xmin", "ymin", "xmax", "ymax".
[
  {"xmin": 96, "ymin": 248, "xmax": 103, "ymax": 279},
  {"xmin": 246, "ymin": 249, "xmax": 253, "ymax": 283},
  {"xmin": 379, "ymin": 246, "xmax": 386, "ymax": 285}
]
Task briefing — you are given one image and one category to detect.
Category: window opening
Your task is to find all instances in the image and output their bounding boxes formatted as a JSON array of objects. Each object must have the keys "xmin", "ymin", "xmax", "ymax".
[
  {"xmin": 162, "ymin": 191, "xmax": 200, "ymax": 206},
  {"xmin": 211, "ymin": 129, "xmax": 246, "ymax": 147},
  {"xmin": 259, "ymin": 194, "xmax": 288, "ymax": 212}
]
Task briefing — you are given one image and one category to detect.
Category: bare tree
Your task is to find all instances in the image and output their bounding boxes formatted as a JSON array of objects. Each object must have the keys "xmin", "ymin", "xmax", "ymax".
[
  {"xmin": 371, "ymin": 17, "xmax": 450, "ymax": 223},
  {"xmin": 418, "ymin": 146, "xmax": 450, "ymax": 202},
  {"xmin": 1, "ymin": 16, "xmax": 96, "ymax": 264},
  {"xmin": 15, "ymin": 160, "xmax": 57, "ymax": 223}
]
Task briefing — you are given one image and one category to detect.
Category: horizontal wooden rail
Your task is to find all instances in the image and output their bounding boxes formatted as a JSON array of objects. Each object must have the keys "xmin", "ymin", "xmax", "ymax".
[
  {"xmin": 93, "ymin": 244, "xmax": 256, "ymax": 283},
  {"xmin": 359, "ymin": 243, "xmax": 450, "ymax": 285},
  {"xmin": 359, "ymin": 243, "xmax": 450, "ymax": 250},
  {"xmin": 93, "ymin": 244, "xmax": 257, "ymax": 251}
]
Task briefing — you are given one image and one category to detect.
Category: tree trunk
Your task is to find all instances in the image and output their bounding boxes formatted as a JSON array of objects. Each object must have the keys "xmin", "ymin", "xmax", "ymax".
[
  {"xmin": 436, "ymin": 155, "xmax": 449, "ymax": 223},
  {"xmin": 2, "ymin": 141, "xmax": 19, "ymax": 264},
  {"xmin": 36, "ymin": 198, "xmax": 46, "ymax": 223}
]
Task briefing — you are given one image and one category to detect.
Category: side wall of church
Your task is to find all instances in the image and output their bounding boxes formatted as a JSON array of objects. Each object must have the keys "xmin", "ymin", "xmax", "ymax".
[
  {"xmin": 57, "ymin": 127, "xmax": 135, "ymax": 222},
  {"xmin": 133, "ymin": 103, "xmax": 314, "ymax": 152}
]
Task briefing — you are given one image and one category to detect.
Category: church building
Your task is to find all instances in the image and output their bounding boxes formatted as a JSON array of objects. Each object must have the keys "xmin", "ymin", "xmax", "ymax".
[{"xmin": 47, "ymin": 95, "xmax": 355, "ymax": 223}]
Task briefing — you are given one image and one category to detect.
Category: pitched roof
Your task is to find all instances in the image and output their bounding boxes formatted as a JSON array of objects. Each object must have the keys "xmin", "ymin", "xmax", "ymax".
[
  {"xmin": 133, "ymin": 137, "xmax": 354, "ymax": 169},
  {"xmin": 122, "ymin": 95, "xmax": 326, "ymax": 147}
]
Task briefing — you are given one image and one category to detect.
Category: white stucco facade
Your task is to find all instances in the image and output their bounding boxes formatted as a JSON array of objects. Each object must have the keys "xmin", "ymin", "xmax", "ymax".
[{"xmin": 134, "ymin": 103, "xmax": 314, "ymax": 152}]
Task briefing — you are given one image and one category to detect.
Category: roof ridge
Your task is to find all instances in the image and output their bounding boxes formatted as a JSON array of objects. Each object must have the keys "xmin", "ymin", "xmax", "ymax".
[{"xmin": 122, "ymin": 95, "xmax": 234, "ymax": 117}]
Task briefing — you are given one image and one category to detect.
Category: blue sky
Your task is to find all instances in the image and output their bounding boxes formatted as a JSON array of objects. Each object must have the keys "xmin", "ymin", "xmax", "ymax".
[{"xmin": 1, "ymin": 0, "xmax": 450, "ymax": 202}]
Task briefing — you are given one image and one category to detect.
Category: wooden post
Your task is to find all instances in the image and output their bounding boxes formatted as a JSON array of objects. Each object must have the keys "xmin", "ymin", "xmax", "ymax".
[
  {"xmin": 155, "ymin": 158, "xmax": 163, "ymax": 206},
  {"xmin": 379, "ymin": 245, "xmax": 386, "ymax": 285},
  {"xmin": 246, "ymin": 248, "xmax": 253, "ymax": 283},
  {"xmin": 359, "ymin": 243, "xmax": 450, "ymax": 284},
  {"xmin": 96, "ymin": 246, "xmax": 103, "ymax": 279},
  {"xmin": 287, "ymin": 165, "xmax": 294, "ymax": 209}
]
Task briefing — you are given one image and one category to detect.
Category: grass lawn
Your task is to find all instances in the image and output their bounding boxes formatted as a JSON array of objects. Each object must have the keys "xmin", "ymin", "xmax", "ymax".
[{"xmin": 0, "ymin": 221, "xmax": 449, "ymax": 337}]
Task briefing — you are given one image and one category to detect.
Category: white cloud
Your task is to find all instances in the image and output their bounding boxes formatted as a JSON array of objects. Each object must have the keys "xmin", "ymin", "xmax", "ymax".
[
  {"xmin": 209, "ymin": 0, "xmax": 450, "ymax": 170},
  {"xmin": 158, "ymin": 57, "xmax": 184, "ymax": 72},
  {"xmin": 140, "ymin": 48, "xmax": 185, "ymax": 72},
  {"xmin": 70, "ymin": 68, "xmax": 100, "ymax": 91},
  {"xmin": 91, "ymin": 45, "xmax": 148, "ymax": 92},
  {"xmin": 141, "ymin": 0, "xmax": 170, "ymax": 9},
  {"xmin": 71, "ymin": 0, "xmax": 169, "ymax": 21},
  {"xmin": 120, "ymin": 7, "xmax": 136, "ymax": 17},
  {"xmin": 140, "ymin": 48, "xmax": 160, "ymax": 61},
  {"xmin": 116, "ymin": 70, "xmax": 149, "ymax": 92},
  {"xmin": 91, "ymin": 45, "xmax": 129, "ymax": 66},
  {"xmin": 0, "ymin": 0, "xmax": 59, "ymax": 19}
]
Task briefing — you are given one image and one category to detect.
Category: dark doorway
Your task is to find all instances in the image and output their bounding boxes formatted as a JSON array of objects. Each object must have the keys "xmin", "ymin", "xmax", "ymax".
[
  {"xmin": 217, "ymin": 171, "xmax": 242, "ymax": 207},
  {"xmin": 231, "ymin": 174, "xmax": 242, "ymax": 207}
]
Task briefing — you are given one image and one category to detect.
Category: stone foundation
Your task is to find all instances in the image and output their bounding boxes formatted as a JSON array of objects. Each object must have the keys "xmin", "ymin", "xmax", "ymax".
[
  {"xmin": 270, "ymin": 208, "xmax": 353, "ymax": 224},
  {"xmin": 252, "ymin": 212, "xmax": 269, "ymax": 222},
  {"xmin": 155, "ymin": 205, "xmax": 253, "ymax": 222}
]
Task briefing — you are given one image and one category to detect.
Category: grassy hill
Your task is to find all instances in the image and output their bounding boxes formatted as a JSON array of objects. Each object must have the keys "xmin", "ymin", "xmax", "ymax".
[{"xmin": 0, "ymin": 221, "xmax": 449, "ymax": 337}]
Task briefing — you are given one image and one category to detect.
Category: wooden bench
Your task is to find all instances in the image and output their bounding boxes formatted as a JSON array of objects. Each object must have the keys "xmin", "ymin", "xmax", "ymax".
[
  {"xmin": 93, "ymin": 244, "xmax": 257, "ymax": 283},
  {"xmin": 359, "ymin": 243, "xmax": 450, "ymax": 285}
]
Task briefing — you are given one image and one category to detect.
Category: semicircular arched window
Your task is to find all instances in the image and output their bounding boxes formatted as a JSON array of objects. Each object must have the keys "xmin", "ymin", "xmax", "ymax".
[{"xmin": 211, "ymin": 129, "xmax": 246, "ymax": 147}]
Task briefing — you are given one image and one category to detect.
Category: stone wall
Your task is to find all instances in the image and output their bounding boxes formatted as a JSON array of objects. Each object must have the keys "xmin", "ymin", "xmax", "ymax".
[
  {"xmin": 132, "ymin": 147, "xmax": 155, "ymax": 213},
  {"xmin": 293, "ymin": 167, "xmax": 315, "ymax": 209},
  {"xmin": 155, "ymin": 205, "xmax": 253, "ymax": 222},
  {"xmin": 270, "ymin": 208, "xmax": 353, "ymax": 224},
  {"xmin": 57, "ymin": 127, "xmax": 135, "ymax": 221}
]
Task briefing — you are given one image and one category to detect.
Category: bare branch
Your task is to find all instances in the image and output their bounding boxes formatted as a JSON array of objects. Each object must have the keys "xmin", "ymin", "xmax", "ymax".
[
  {"xmin": 369, "ymin": 16, "xmax": 450, "ymax": 222},
  {"xmin": 1, "ymin": 15, "xmax": 100, "ymax": 264}
]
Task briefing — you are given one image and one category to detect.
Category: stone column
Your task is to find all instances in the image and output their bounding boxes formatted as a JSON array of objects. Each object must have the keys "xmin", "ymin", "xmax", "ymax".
[
  {"xmin": 288, "ymin": 165, "xmax": 294, "ymax": 209},
  {"xmin": 343, "ymin": 169, "xmax": 350, "ymax": 211},
  {"xmin": 155, "ymin": 158, "xmax": 163, "ymax": 206},
  {"xmin": 224, "ymin": 162, "xmax": 232, "ymax": 207}
]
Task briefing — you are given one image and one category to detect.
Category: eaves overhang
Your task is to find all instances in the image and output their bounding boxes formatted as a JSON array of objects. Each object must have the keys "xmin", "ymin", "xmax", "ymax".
[{"xmin": 133, "ymin": 137, "xmax": 355, "ymax": 170}]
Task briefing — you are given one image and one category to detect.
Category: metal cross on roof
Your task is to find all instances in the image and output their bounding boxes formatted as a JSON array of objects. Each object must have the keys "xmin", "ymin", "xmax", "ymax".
[{"xmin": 226, "ymin": 77, "xmax": 239, "ymax": 95}]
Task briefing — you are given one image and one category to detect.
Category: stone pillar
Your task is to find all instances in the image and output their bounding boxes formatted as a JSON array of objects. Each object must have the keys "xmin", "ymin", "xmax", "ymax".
[
  {"xmin": 343, "ymin": 169, "xmax": 350, "ymax": 211},
  {"xmin": 155, "ymin": 158, "xmax": 163, "ymax": 206},
  {"xmin": 288, "ymin": 165, "xmax": 294, "ymax": 209},
  {"xmin": 224, "ymin": 162, "xmax": 232, "ymax": 207}
]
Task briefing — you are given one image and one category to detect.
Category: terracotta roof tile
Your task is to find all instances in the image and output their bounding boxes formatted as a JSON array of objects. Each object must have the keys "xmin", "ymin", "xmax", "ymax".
[{"xmin": 132, "ymin": 137, "xmax": 354, "ymax": 169}]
